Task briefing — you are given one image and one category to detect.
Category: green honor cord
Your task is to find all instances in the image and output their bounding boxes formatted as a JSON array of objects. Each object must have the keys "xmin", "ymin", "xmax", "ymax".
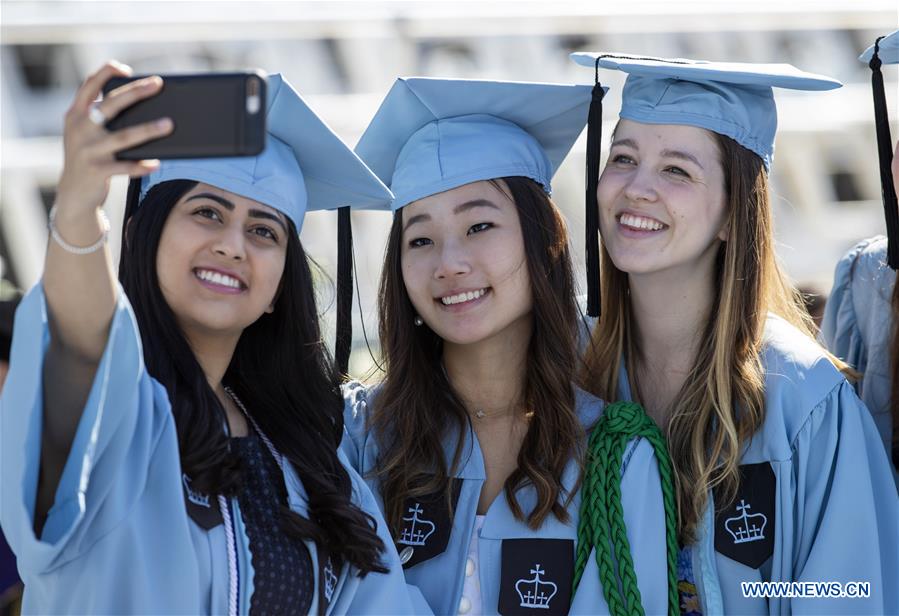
[{"xmin": 572, "ymin": 401, "xmax": 679, "ymax": 616}]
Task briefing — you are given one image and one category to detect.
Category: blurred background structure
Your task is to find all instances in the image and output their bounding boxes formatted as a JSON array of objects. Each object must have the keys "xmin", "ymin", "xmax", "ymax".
[{"xmin": 1, "ymin": 0, "xmax": 897, "ymax": 376}]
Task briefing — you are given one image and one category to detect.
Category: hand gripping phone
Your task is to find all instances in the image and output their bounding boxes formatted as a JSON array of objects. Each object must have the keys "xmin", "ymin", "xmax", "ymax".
[{"xmin": 102, "ymin": 71, "xmax": 267, "ymax": 160}]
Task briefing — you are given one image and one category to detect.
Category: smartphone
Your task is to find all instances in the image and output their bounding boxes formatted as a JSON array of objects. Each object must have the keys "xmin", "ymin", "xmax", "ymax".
[{"xmin": 102, "ymin": 71, "xmax": 267, "ymax": 160}]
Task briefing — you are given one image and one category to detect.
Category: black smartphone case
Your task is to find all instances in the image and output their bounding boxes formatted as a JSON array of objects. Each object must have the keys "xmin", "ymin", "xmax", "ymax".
[{"xmin": 102, "ymin": 72, "xmax": 267, "ymax": 160}]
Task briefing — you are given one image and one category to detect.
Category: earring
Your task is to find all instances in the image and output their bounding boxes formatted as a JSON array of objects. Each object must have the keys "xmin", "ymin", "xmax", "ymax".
[{"xmin": 414, "ymin": 315, "xmax": 423, "ymax": 326}]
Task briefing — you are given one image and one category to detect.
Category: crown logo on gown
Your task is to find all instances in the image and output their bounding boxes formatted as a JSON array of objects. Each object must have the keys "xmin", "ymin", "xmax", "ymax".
[
  {"xmin": 182, "ymin": 473, "xmax": 210, "ymax": 508},
  {"xmin": 323, "ymin": 557, "xmax": 338, "ymax": 601},
  {"xmin": 515, "ymin": 564, "xmax": 557, "ymax": 609},
  {"xmin": 725, "ymin": 499, "xmax": 768, "ymax": 544},
  {"xmin": 397, "ymin": 503, "xmax": 436, "ymax": 546}
]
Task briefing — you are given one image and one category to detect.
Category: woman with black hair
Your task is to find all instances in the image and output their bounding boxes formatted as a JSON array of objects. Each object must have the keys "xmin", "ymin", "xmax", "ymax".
[{"xmin": 0, "ymin": 62, "xmax": 425, "ymax": 614}]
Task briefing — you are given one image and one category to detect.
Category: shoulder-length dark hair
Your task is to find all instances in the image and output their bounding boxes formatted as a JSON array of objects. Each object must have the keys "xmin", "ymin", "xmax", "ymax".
[
  {"xmin": 118, "ymin": 179, "xmax": 385, "ymax": 574},
  {"xmin": 372, "ymin": 176, "xmax": 585, "ymax": 534}
]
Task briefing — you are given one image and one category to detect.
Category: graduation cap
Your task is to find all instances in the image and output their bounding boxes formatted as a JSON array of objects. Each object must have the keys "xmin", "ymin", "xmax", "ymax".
[
  {"xmin": 570, "ymin": 53, "xmax": 842, "ymax": 316},
  {"xmin": 860, "ymin": 31, "xmax": 899, "ymax": 270},
  {"xmin": 354, "ymin": 77, "xmax": 594, "ymax": 210},
  {"xmin": 135, "ymin": 73, "xmax": 393, "ymax": 375}
]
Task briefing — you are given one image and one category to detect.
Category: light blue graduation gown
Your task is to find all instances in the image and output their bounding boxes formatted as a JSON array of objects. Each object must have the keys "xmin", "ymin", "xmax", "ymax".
[
  {"xmin": 341, "ymin": 382, "xmax": 668, "ymax": 616},
  {"xmin": 821, "ymin": 235, "xmax": 898, "ymax": 482},
  {"xmin": 618, "ymin": 314, "xmax": 899, "ymax": 614},
  {"xmin": 0, "ymin": 284, "xmax": 427, "ymax": 615}
]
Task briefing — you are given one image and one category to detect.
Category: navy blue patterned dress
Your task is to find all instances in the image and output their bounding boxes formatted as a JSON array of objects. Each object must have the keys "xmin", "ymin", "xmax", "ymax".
[{"xmin": 234, "ymin": 434, "xmax": 314, "ymax": 615}]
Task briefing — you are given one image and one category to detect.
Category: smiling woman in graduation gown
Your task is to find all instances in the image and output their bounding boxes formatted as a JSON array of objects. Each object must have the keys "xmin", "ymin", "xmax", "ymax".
[
  {"xmin": 573, "ymin": 53, "xmax": 899, "ymax": 614},
  {"xmin": 340, "ymin": 78, "xmax": 669, "ymax": 615},
  {"xmin": 0, "ymin": 65, "xmax": 426, "ymax": 614}
]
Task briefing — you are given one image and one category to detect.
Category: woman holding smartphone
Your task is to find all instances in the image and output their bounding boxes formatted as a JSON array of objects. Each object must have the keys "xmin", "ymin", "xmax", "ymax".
[
  {"xmin": 0, "ymin": 62, "xmax": 425, "ymax": 614},
  {"xmin": 341, "ymin": 77, "xmax": 669, "ymax": 615},
  {"xmin": 573, "ymin": 53, "xmax": 899, "ymax": 614}
]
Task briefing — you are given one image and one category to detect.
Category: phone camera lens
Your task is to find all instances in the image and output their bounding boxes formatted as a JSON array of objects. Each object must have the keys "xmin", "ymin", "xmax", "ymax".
[{"xmin": 246, "ymin": 77, "xmax": 261, "ymax": 114}]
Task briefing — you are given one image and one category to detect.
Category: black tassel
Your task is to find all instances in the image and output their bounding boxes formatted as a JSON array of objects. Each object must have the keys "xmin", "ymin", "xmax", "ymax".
[
  {"xmin": 335, "ymin": 206, "xmax": 353, "ymax": 376},
  {"xmin": 585, "ymin": 59, "xmax": 605, "ymax": 317},
  {"xmin": 869, "ymin": 36, "xmax": 899, "ymax": 270}
]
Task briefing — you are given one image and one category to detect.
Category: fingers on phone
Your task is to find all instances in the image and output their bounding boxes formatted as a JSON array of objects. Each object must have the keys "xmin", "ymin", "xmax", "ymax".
[
  {"xmin": 74, "ymin": 61, "xmax": 133, "ymax": 111},
  {"xmin": 98, "ymin": 76, "xmax": 164, "ymax": 123},
  {"xmin": 107, "ymin": 159, "xmax": 161, "ymax": 178},
  {"xmin": 96, "ymin": 118, "xmax": 173, "ymax": 157}
]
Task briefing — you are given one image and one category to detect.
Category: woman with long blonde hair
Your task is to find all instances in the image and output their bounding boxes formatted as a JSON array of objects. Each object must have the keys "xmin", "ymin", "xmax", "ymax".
[{"xmin": 573, "ymin": 54, "xmax": 899, "ymax": 614}]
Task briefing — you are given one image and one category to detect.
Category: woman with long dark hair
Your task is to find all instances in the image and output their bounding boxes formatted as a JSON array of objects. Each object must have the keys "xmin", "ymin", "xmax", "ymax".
[
  {"xmin": 822, "ymin": 30, "xmax": 899, "ymax": 486},
  {"xmin": 341, "ymin": 78, "xmax": 668, "ymax": 615},
  {"xmin": 573, "ymin": 53, "xmax": 899, "ymax": 614},
  {"xmin": 0, "ymin": 62, "xmax": 423, "ymax": 614}
]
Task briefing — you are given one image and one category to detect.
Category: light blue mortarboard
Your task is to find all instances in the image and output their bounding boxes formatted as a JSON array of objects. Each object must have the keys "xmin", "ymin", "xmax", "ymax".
[
  {"xmin": 354, "ymin": 78, "xmax": 595, "ymax": 211},
  {"xmin": 859, "ymin": 31, "xmax": 899, "ymax": 269},
  {"xmin": 571, "ymin": 54, "xmax": 842, "ymax": 170},
  {"xmin": 139, "ymin": 73, "xmax": 393, "ymax": 233}
]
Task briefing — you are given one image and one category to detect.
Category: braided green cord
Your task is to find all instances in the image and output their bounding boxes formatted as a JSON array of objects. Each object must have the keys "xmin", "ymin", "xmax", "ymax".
[{"xmin": 572, "ymin": 401, "xmax": 679, "ymax": 616}]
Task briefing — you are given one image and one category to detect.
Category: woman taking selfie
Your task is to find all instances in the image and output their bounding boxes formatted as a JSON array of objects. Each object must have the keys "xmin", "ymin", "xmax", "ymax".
[
  {"xmin": 573, "ymin": 53, "xmax": 899, "ymax": 614},
  {"xmin": 0, "ymin": 62, "xmax": 424, "ymax": 614},
  {"xmin": 341, "ymin": 77, "xmax": 668, "ymax": 615}
]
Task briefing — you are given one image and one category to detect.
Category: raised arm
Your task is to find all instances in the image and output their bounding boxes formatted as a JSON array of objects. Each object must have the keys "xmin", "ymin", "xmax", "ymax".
[{"xmin": 36, "ymin": 61, "xmax": 172, "ymax": 531}]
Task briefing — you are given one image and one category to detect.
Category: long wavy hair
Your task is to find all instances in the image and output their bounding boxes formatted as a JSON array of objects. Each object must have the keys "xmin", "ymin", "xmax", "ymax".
[
  {"xmin": 118, "ymin": 179, "xmax": 386, "ymax": 574},
  {"xmin": 580, "ymin": 133, "xmax": 850, "ymax": 544},
  {"xmin": 372, "ymin": 177, "xmax": 584, "ymax": 535}
]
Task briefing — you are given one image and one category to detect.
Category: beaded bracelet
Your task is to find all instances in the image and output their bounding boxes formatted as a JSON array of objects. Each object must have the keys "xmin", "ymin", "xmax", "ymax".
[{"xmin": 48, "ymin": 205, "xmax": 110, "ymax": 255}]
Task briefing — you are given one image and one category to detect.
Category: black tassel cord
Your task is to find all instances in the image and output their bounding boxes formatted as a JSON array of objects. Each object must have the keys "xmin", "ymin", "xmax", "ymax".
[
  {"xmin": 869, "ymin": 36, "xmax": 899, "ymax": 270},
  {"xmin": 585, "ymin": 58, "xmax": 605, "ymax": 318},
  {"xmin": 335, "ymin": 206, "xmax": 353, "ymax": 376}
]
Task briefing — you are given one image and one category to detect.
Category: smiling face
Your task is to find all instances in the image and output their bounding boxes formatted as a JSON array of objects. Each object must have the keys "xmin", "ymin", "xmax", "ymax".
[
  {"xmin": 156, "ymin": 182, "xmax": 289, "ymax": 341},
  {"xmin": 400, "ymin": 180, "xmax": 532, "ymax": 346},
  {"xmin": 597, "ymin": 119, "xmax": 728, "ymax": 280}
]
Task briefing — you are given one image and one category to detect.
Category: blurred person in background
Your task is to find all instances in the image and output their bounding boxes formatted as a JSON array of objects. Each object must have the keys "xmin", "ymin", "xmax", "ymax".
[{"xmin": 822, "ymin": 30, "xmax": 899, "ymax": 484}]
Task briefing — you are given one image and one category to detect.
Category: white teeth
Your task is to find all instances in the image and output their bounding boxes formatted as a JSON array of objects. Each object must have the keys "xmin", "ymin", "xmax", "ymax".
[
  {"xmin": 441, "ymin": 288, "xmax": 487, "ymax": 305},
  {"xmin": 196, "ymin": 269, "xmax": 241, "ymax": 289},
  {"xmin": 619, "ymin": 213, "xmax": 665, "ymax": 231}
]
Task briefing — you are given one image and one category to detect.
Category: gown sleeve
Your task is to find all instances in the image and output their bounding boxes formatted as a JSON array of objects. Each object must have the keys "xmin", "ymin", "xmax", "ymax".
[
  {"xmin": 0, "ymin": 282, "xmax": 175, "ymax": 575},
  {"xmin": 789, "ymin": 380, "xmax": 899, "ymax": 614},
  {"xmin": 820, "ymin": 238, "xmax": 874, "ymax": 377}
]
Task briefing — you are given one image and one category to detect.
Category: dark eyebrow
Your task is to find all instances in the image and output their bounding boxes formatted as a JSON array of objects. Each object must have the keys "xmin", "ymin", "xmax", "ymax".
[
  {"xmin": 453, "ymin": 199, "xmax": 501, "ymax": 214},
  {"xmin": 186, "ymin": 193, "xmax": 288, "ymax": 235},
  {"xmin": 402, "ymin": 199, "xmax": 501, "ymax": 233},
  {"xmin": 660, "ymin": 149, "xmax": 704, "ymax": 170},
  {"xmin": 187, "ymin": 193, "xmax": 235, "ymax": 209},
  {"xmin": 403, "ymin": 212, "xmax": 431, "ymax": 232}
]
